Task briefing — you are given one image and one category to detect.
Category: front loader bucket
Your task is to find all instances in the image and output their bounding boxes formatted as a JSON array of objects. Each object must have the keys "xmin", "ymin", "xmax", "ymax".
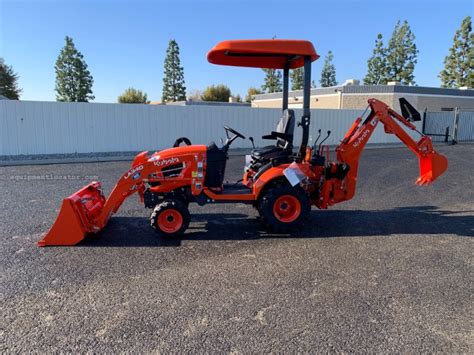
[
  {"xmin": 415, "ymin": 137, "xmax": 448, "ymax": 186},
  {"xmin": 38, "ymin": 182, "xmax": 106, "ymax": 246}
]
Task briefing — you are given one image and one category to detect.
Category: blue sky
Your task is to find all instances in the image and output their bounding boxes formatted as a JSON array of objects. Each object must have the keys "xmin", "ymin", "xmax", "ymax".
[{"xmin": 0, "ymin": 0, "xmax": 472, "ymax": 102}]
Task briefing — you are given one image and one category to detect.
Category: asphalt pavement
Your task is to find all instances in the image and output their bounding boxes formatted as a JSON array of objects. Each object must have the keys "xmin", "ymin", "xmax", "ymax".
[{"xmin": 1, "ymin": 145, "xmax": 473, "ymax": 352}]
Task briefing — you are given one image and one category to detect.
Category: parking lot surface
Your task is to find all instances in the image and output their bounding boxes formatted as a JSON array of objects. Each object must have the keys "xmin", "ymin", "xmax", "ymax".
[{"xmin": 1, "ymin": 145, "xmax": 473, "ymax": 352}]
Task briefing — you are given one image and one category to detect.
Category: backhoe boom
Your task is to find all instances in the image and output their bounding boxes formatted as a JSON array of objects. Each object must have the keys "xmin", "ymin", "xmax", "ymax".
[{"xmin": 316, "ymin": 99, "xmax": 448, "ymax": 209}]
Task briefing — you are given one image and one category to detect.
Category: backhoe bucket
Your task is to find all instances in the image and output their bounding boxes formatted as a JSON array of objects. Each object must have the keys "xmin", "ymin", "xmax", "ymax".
[
  {"xmin": 38, "ymin": 182, "xmax": 106, "ymax": 246},
  {"xmin": 415, "ymin": 137, "xmax": 448, "ymax": 186}
]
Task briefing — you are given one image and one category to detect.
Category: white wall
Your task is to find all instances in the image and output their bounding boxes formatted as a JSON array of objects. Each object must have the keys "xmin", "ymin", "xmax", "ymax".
[{"xmin": 0, "ymin": 100, "xmax": 423, "ymax": 156}]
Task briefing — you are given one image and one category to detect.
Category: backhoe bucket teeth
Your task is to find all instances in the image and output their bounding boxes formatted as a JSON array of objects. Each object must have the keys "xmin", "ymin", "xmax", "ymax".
[
  {"xmin": 415, "ymin": 137, "xmax": 448, "ymax": 186},
  {"xmin": 38, "ymin": 182, "xmax": 106, "ymax": 246},
  {"xmin": 417, "ymin": 152, "xmax": 448, "ymax": 185}
]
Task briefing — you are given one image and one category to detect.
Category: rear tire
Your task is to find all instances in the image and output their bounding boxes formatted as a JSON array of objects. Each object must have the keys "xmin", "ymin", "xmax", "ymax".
[
  {"xmin": 150, "ymin": 199, "xmax": 190, "ymax": 238},
  {"xmin": 258, "ymin": 184, "xmax": 310, "ymax": 232}
]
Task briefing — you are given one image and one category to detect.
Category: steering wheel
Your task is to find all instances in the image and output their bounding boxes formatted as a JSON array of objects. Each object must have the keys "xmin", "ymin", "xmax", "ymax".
[
  {"xmin": 173, "ymin": 137, "xmax": 192, "ymax": 147},
  {"xmin": 224, "ymin": 126, "xmax": 246, "ymax": 139},
  {"xmin": 221, "ymin": 126, "xmax": 245, "ymax": 153}
]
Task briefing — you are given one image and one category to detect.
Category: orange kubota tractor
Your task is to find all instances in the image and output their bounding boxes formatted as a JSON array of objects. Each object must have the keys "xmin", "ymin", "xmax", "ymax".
[{"xmin": 39, "ymin": 39, "xmax": 448, "ymax": 246}]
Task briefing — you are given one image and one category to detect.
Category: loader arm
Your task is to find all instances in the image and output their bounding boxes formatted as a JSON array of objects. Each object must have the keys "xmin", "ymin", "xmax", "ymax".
[
  {"xmin": 320, "ymin": 99, "xmax": 448, "ymax": 207},
  {"xmin": 38, "ymin": 159, "xmax": 151, "ymax": 246},
  {"xmin": 38, "ymin": 150, "xmax": 203, "ymax": 246}
]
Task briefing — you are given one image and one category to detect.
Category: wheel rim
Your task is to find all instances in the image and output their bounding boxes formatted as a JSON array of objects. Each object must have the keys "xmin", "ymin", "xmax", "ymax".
[
  {"xmin": 273, "ymin": 195, "xmax": 301, "ymax": 223},
  {"xmin": 157, "ymin": 209, "xmax": 183, "ymax": 233}
]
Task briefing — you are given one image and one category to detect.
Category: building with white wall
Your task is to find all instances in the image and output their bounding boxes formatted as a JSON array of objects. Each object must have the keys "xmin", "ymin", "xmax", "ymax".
[{"xmin": 252, "ymin": 82, "xmax": 474, "ymax": 112}]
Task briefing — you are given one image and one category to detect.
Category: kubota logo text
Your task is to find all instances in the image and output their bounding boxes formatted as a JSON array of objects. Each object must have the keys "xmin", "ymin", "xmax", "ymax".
[
  {"xmin": 124, "ymin": 165, "xmax": 144, "ymax": 179},
  {"xmin": 154, "ymin": 157, "xmax": 179, "ymax": 167},
  {"xmin": 353, "ymin": 129, "xmax": 370, "ymax": 148}
]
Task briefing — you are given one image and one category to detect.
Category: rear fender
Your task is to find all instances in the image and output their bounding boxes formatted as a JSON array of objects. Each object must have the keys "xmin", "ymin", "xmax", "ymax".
[
  {"xmin": 253, "ymin": 163, "xmax": 314, "ymax": 200},
  {"xmin": 253, "ymin": 166, "xmax": 286, "ymax": 198}
]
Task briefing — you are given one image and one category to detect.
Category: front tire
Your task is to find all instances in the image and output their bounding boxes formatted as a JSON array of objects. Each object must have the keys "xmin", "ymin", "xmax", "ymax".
[
  {"xmin": 150, "ymin": 199, "xmax": 190, "ymax": 237},
  {"xmin": 258, "ymin": 184, "xmax": 310, "ymax": 232}
]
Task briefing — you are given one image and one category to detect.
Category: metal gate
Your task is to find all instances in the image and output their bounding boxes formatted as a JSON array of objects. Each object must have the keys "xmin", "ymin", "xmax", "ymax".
[{"xmin": 424, "ymin": 109, "xmax": 474, "ymax": 143}]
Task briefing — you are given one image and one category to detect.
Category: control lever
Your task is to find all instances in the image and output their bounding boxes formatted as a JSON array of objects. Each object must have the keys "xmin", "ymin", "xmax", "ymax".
[
  {"xmin": 249, "ymin": 136, "xmax": 255, "ymax": 149},
  {"xmin": 312, "ymin": 129, "xmax": 322, "ymax": 151},
  {"xmin": 318, "ymin": 130, "xmax": 331, "ymax": 155}
]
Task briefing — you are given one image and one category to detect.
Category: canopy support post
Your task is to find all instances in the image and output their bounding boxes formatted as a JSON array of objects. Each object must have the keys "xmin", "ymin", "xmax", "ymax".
[
  {"xmin": 299, "ymin": 55, "xmax": 312, "ymax": 157},
  {"xmin": 282, "ymin": 63, "xmax": 289, "ymax": 111}
]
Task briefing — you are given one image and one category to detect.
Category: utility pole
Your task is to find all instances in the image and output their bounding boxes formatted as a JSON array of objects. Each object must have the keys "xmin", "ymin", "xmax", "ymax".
[{"xmin": 452, "ymin": 107, "xmax": 460, "ymax": 145}]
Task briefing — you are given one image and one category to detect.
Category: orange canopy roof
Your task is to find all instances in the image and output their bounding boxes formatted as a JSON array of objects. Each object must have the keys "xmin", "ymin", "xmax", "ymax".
[{"xmin": 207, "ymin": 39, "xmax": 319, "ymax": 69}]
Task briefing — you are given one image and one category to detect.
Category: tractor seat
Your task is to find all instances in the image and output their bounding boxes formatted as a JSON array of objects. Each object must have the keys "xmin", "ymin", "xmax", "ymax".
[
  {"xmin": 251, "ymin": 109, "xmax": 295, "ymax": 161},
  {"xmin": 252, "ymin": 145, "xmax": 287, "ymax": 159}
]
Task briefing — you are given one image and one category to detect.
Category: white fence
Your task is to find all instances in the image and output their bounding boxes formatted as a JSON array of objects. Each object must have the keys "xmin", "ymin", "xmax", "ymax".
[{"xmin": 0, "ymin": 100, "xmax": 424, "ymax": 156}]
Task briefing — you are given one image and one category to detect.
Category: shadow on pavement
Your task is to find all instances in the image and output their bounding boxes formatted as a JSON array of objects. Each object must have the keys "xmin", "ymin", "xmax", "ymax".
[{"xmin": 79, "ymin": 205, "xmax": 473, "ymax": 247}]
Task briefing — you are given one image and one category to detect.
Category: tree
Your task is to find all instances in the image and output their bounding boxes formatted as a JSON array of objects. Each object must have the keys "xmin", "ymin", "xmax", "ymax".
[
  {"xmin": 245, "ymin": 87, "xmax": 263, "ymax": 103},
  {"xmin": 261, "ymin": 69, "xmax": 282, "ymax": 93},
  {"xmin": 117, "ymin": 88, "xmax": 148, "ymax": 104},
  {"xmin": 364, "ymin": 34, "xmax": 388, "ymax": 85},
  {"xmin": 290, "ymin": 68, "xmax": 304, "ymax": 90},
  {"xmin": 320, "ymin": 51, "xmax": 337, "ymax": 87},
  {"xmin": 55, "ymin": 36, "xmax": 94, "ymax": 102},
  {"xmin": 440, "ymin": 16, "xmax": 473, "ymax": 88},
  {"xmin": 201, "ymin": 84, "xmax": 231, "ymax": 102},
  {"xmin": 0, "ymin": 58, "xmax": 21, "ymax": 99},
  {"xmin": 187, "ymin": 89, "xmax": 202, "ymax": 101},
  {"xmin": 385, "ymin": 20, "xmax": 418, "ymax": 85},
  {"xmin": 162, "ymin": 39, "xmax": 186, "ymax": 103}
]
